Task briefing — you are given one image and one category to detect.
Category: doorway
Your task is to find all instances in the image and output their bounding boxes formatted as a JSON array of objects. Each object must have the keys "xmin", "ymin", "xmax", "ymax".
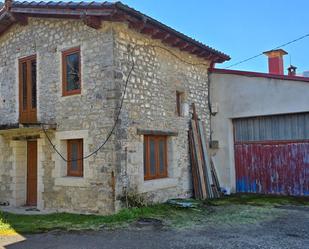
[{"xmin": 27, "ymin": 140, "xmax": 37, "ymax": 206}]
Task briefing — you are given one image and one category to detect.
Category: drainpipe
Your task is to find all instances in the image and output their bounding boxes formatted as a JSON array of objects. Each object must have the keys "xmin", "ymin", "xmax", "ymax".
[{"xmin": 207, "ymin": 62, "xmax": 216, "ymax": 142}]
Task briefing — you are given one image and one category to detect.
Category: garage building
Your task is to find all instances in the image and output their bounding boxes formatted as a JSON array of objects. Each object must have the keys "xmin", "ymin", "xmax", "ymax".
[{"xmin": 210, "ymin": 49, "xmax": 309, "ymax": 196}]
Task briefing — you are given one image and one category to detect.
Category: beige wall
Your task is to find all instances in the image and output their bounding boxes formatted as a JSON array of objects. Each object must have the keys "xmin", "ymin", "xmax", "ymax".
[{"xmin": 210, "ymin": 72, "xmax": 309, "ymax": 192}]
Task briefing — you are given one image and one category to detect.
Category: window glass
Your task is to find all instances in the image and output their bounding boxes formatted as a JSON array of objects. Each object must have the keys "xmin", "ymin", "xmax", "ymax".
[
  {"xmin": 149, "ymin": 138, "xmax": 156, "ymax": 176},
  {"xmin": 66, "ymin": 52, "xmax": 80, "ymax": 91},
  {"xmin": 144, "ymin": 135, "xmax": 168, "ymax": 180},
  {"xmin": 70, "ymin": 142, "xmax": 78, "ymax": 171},
  {"xmin": 159, "ymin": 139, "xmax": 165, "ymax": 174},
  {"xmin": 67, "ymin": 139, "xmax": 83, "ymax": 177},
  {"xmin": 31, "ymin": 60, "xmax": 37, "ymax": 109},
  {"xmin": 22, "ymin": 62, "xmax": 27, "ymax": 111},
  {"xmin": 144, "ymin": 139, "xmax": 147, "ymax": 176}
]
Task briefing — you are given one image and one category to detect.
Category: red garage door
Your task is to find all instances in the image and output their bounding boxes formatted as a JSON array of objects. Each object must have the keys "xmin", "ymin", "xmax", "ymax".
[{"xmin": 234, "ymin": 113, "xmax": 309, "ymax": 196}]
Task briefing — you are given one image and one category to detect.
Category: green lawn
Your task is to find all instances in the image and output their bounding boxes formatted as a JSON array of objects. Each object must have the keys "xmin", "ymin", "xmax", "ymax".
[
  {"xmin": 208, "ymin": 193, "xmax": 309, "ymax": 206},
  {"xmin": 0, "ymin": 204, "xmax": 189, "ymax": 234},
  {"xmin": 1, "ymin": 194, "xmax": 308, "ymax": 234}
]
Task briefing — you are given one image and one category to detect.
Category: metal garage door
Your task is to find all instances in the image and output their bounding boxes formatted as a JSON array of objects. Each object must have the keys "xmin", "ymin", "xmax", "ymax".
[{"xmin": 234, "ymin": 112, "xmax": 309, "ymax": 196}]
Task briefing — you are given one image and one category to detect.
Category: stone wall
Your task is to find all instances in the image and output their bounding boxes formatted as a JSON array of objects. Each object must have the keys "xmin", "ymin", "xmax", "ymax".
[
  {"xmin": 0, "ymin": 18, "xmax": 116, "ymax": 126},
  {"xmin": 113, "ymin": 23, "xmax": 211, "ymax": 207},
  {"xmin": 0, "ymin": 135, "xmax": 12, "ymax": 204},
  {"xmin": 0, "ymin": 18, "xmax": 118, "ymax": 214},
  {"xmin": 0, "ymin": 18, "xmax": 211, "ymax": 214}
]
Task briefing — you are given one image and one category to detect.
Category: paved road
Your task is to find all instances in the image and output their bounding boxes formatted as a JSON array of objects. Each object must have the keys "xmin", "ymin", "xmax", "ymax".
[{"xmin": 3, "ymin": 206, "xmax": 309, "ymax": 249}]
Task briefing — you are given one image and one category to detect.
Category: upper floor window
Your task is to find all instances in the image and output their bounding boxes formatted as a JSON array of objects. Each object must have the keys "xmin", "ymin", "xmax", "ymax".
[
  {"xmin": 144, "ymin": 135, "xmax": 168, "ymax": 180},
  {"xmin": 19, "ymin": 55, "xmax": 37, "ymax": 124},
  {"xmin": 62, "ymin": 47, "xmax": 81, "ymax": 96}
]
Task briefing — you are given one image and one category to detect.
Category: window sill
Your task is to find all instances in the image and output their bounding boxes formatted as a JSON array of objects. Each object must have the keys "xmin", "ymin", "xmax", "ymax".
[
  {"xmin": 141, "ymin": 178, "xmax": 178, "ymax": 193},
  {"xmin": 55, "ymin": 177, "xmax": 88, "ymax": 187},
  {"xmin": 62, "ymin": 91, "xmax": 81, "ymax": 97}
]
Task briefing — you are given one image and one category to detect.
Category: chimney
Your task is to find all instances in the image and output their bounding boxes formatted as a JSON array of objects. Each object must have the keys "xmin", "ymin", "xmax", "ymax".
[
  {"xmin": 263, "ymin": 49, "xmax": 288, "ymax": 75},
  {"xmin": 287, "ymin": 65, "xmax": 297, "ymax": 76}
]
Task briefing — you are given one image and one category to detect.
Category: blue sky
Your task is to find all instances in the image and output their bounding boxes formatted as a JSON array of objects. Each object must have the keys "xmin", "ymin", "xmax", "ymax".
[{"xmin": 120, "ymin": 0, "xmax": 309, "ymax": 75}]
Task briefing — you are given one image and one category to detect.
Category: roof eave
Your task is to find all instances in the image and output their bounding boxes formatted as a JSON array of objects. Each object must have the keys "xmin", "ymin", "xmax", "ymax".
[
  {"xmin": 115, "ymin": 2, "xmax": 230, "ymax": 63},
  {"xmin": 0, "ymin": 1, "xmax": 230, "ymax": 63},
  {"xmin": 209, "ymin": 68, "xmax": 309, "ymax": 83}
]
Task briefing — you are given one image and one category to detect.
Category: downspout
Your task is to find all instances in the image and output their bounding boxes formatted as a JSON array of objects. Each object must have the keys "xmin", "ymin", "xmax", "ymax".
[{"xmin": 207, "ymin": 62, "xmax": 215, "ymax": 142}]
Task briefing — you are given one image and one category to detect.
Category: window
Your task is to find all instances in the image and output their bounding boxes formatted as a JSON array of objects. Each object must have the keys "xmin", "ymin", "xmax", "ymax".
[
  {"xmin": 176, "ymin": 91, "xmax": 184, "ymax": 116},
  {"xmin": 19, "ymin": 55, "xmax": 37, "ymax": 123},
  {"xmin": 144, "ymin": 135, "xmax": 168, "ymax": 180},
  {"xmin": 62, "ymin": 47, "xmax": 81, "ymax": 96},
  {"xmin": 67, "ymin": 139, "xmax": 83, "ymax": 177}
]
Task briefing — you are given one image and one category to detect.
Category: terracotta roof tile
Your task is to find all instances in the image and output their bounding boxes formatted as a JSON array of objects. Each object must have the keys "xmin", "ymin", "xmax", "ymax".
[
  {"xmin": 12, "ymin": 1, "xmax": 114, "ymax": 8},
  {"xmin": 0, "ymin": 1, "xmax": 230, "ymax": 62}
]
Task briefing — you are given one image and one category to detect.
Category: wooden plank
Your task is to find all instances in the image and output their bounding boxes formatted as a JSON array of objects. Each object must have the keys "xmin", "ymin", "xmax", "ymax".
[
  {"xmin": 198, "ymin": 120, "xmax": 214, "ymax": 198},
  {"xmin": 192, "ymin": 104, "xmax": 209, "ymax": 198},
  {"xmin": 82, "ymin": 16, "xmax": 102, "ymax": 29},
  {"xmin": 191, "ymin": 119, "xmax": 207, "ymax": 199},
  {"xmin": 137, "ymin": 128, "xmax": 178, "ymax": 136},
  {"xmin": 192, "ymin": 104, "xmax": 212, "ymax": 198},
  {"xmin": 152, "ymin": 31, "xmax": 168, "ymax": 39},
  {"xmin": 190, "ymin": 127, "xmax": 202, "ymax": 199},
  {"xmin": 189, "ymin": 130, "xmax": 200, "ymax": 199},
  {"xmin": 210, "ymin": 157, "xmax": 221, "ymax": 198}
]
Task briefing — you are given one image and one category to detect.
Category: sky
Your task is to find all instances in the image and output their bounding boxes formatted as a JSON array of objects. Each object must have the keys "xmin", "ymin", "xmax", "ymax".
[{"xmin": 119, "ymin": 0, "xmax": 309, "ymax": 75}]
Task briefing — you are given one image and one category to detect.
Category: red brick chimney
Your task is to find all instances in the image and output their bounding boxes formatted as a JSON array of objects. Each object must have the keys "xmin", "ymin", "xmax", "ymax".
[{"xmin": 263, "ymin": 49, "xmax": 288, "ymax": 75}]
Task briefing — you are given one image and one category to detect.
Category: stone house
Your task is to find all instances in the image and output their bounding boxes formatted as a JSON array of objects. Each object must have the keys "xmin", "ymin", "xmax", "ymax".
[{"xmin": 0, "ymin": 0, "xmax": 229, "ymax": 214}]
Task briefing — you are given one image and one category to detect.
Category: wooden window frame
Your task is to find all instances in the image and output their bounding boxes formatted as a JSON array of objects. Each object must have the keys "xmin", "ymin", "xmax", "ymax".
[
  {"xmin": 144, "ymin": 135, "xmax": 168, "ymax": 180},
  {"xmin": 176, "ymin": 91, "xmax": 184, "ymax": 117},
  {"xmin": 18, "ymin": 54, "xmax": 37, "ymax": 124},
  {"xmin": 67, "ymin": 139, "xmax": 84, "ymax": 177},
  {"xmin": 62, "ymin": 47, "xmax": 81, "ymax": 96}
]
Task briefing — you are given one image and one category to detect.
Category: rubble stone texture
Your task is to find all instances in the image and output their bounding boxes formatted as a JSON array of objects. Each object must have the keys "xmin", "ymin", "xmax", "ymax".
[{"xmin": 0, "ymin": 18, "xmax": 210, "ymax": 214}]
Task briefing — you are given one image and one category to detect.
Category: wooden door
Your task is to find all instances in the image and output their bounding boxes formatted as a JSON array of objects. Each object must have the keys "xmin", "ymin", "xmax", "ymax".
[
  {"xmin": 27, "ymin": 141, "xmax": 37, "ymax": 206},
  {"xmin": 19, "ymin": 55, "xmax": 37, "ymax": 124}
]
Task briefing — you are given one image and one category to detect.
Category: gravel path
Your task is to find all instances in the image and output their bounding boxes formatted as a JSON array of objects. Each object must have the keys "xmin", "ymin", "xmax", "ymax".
[{"xmin": 3, "ymin": 206, "xmax": 309, "ymax": 249}]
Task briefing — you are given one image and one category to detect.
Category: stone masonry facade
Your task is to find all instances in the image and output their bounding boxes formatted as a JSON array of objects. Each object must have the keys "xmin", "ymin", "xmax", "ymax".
[{"xmin": 0, "ymin": 17, "xmax": 210, "ymax": 214}]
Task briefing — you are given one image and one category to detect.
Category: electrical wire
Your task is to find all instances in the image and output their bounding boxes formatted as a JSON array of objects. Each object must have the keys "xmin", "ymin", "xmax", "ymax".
[
  {"xmin": 42, "ymin": 53, "xmax": 134, "ymax": 162},
  {"xmin": 225, "ymin": 33, "xmax": 309, "ymax": 69},
  {"xmin": 42, "ymin": 43, "xmax": 209, "ymax": 162},
  {"xmin": 44, "ymin": 33, "xmax": 309, "ymax": 162}
]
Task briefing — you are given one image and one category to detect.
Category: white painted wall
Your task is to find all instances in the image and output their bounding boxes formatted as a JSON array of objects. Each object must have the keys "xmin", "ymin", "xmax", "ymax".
[{"xmin": 210, "ymin": 72, "xmax": 309, "ymax": 192}]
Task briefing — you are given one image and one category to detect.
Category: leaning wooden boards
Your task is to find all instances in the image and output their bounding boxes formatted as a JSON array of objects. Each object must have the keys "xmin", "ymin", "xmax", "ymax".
[{"xmin": 188, "ymin": 110, "xmax": 221, "ymax": 199}]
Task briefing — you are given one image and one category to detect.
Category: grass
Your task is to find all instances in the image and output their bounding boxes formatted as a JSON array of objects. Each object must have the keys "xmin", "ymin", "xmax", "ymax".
[
  {"xmin": 1, "ymin": 194, "xmax": 308, "ymax": 234},
  {"xmin": 207, "ymin": 194, "xmax": 309, "ymax": 207},
  {"xmin": 0, "ymin": 204, "xmax": 186, "ymax": 234}
]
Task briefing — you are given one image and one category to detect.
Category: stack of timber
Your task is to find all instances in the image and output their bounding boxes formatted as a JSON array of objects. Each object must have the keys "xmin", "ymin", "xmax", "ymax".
[{"xmin": 188, "ymin": 104, "xmax": 221, "ymax": 199}]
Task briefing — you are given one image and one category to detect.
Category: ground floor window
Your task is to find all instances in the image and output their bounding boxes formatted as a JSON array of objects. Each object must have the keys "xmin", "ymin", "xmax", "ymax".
[
  {"xmin": 144, "ymin": 135, "xmax": 168, "ymax": 180},
  {"xmin": 67, "ymin": 139, "xmax": 83, "ymax": 177}
]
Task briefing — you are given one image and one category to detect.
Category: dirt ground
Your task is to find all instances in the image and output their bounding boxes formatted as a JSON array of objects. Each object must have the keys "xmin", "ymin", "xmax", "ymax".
[{"xmin": 2, "ymin": 205, "xmax": 309, "ymax": 249}]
